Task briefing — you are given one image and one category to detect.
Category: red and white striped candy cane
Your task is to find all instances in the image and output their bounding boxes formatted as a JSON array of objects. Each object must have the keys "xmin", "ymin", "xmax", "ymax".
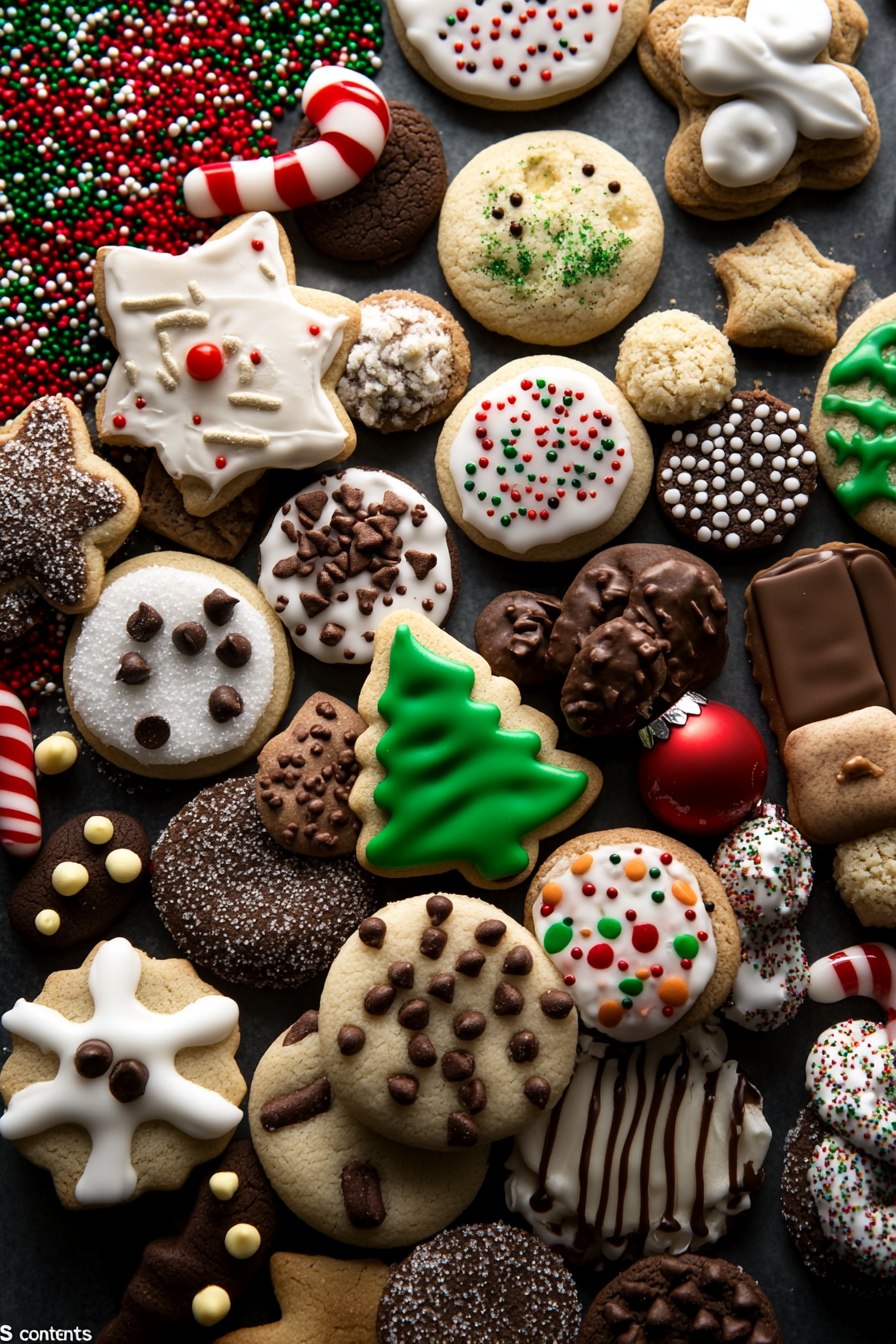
[
  {"xmin": 0, "ymin": 683, "xmax": 42, "ymax": 858},
  {"xmin": 809, "ymin": 942, "xmax": 896, "ymax": 1042},
  {"xmin": 184, "ymin": 66, "xmax": 391, "ymax": 218}
]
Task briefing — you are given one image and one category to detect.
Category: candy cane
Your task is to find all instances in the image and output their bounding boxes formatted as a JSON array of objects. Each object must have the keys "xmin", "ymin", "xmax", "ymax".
[
  {"xmin": 809, "ymin": 943, "xmax": 896, "ymax": 1042},
  {"xmin": 0, "ymin": 683, "xmax": 42, "ymax": 858},
  {"xmin": 183, "ymin": 66, "xmax": 391, "ymax": 218}
]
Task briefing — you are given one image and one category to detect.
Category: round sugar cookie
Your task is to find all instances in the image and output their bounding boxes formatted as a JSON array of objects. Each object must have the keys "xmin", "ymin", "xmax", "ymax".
[
  {"xmin": 317, "ymin": 893, "xmax": 578, "ymax": 1151},
  {"xmin": 63, "ymin": 552, "xmax": 293, "ymax": 779},
  {"xmin": 435, "ymin": 356, "xmax": 652, "ymax": 561},
  {"xmin": 249, "ymin": 1011, "xmax": 489, "ymax": 1248},
  {"xmin": 438, "ymin": 132, "xmax": 663, "ymax": 347}
]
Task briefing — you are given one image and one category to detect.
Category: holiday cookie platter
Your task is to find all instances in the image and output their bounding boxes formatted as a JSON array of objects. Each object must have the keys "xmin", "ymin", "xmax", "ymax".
[{"xmin": 1, "ymin": 2, "xmax": 895, "ymax": 1340}]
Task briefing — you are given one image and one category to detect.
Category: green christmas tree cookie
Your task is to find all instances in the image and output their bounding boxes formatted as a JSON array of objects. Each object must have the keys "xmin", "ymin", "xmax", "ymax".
[{"xmin": 350, "ymin": 611, "xmax": 602, "ymax": 888}]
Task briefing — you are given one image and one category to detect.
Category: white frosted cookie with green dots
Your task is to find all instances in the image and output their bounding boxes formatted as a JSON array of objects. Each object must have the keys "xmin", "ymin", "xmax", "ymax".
[
  {"xmin": 435, "ymin": 356, "xmax": 652, "ymax": 561},
  {"xmin": 524, "ymin": 829, "xmax": 740, "ymax": 1041},
  {"xmin": 317, "ymin": 893, "xmax": 579, "ymax": 1151},
  {"xmin": 438, "ymin": 132, "xmax": 663, "ymax": 346}
]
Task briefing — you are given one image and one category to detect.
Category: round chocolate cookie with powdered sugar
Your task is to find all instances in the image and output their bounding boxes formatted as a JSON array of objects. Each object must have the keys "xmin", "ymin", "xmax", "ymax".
[
  {"xmin": 257, "ymin": 467, "xmax": 458, "ymax": 665},
  {"xmin": 152, "ymin": 777, "xmax": 377, "ymax": 989},
  {"xmin": 656, "ymin": 392, "xmax": 817, "ymax": 552}
]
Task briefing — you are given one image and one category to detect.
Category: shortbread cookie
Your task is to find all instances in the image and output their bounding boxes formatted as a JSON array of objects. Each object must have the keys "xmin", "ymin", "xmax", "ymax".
[
  {"xmin": 255, "ymin": 694, "xmax": 364, "ymax": 858},
  {"xmin": 784, "ymin": 706, "xmax": 896, "ymax": 845},
  {"xmin": 810, "ymin": 293, "xmax": 896, "ymax": 544},
  {"xmin": 638, "ymin": 0, "xmax": 879, "ymax": 220},
  {"xmin": 377, "ymin": 1224, "xmax": 581, "ymax": 1344},
  {"xmin": 834, "ymin": 828, "xmax": 896, "ymax": 927},
  {"xmin": 258, "ymin": 468, "xmax": 457, "ymax": 666},
  {"xmin": 139, "ymin": 454, "xmax": 268, "ymax": 561},
  {"xmin": 9, "ymin": 811, "xmax": 149, "ymax": 950},
  {"xmin": 249, "ymin": 1011, "xmax": 489, "ymax": 1246},
  {"xmin": 0, "ymin": 395, "xmax": 139, "ymax": 616},
  {"xmin": 317, "ymin": 893, "xmax": 579, "ymax": 1150},
  {"xmin": 525, "ymin": 830, "xmax": 740, "ymax": 1040},
  {"xmin": 337, "ymin": 291, "xmax": 470, "ymax": 434},
  {"xmin": 217, "ymin": 1253, "xmax": 390, "ymax": 1344},
  {"xmin": 615, "ymin": 311, "xmax": 736, "ymax": 424},
  {"xmin": 474, "ymin": 591, "xmax": 561, "ymax": 688},
  {"xmin": 438, "ymin": 132, "xmax": 663, "ymax": 346},
  {"xmin": 0, "ymin": 937, "xmax": 244, "ymax": 1208},
  {"xmin": 95, "ymin": 211, "xmax": 359, "ymax": 516},
  {"xmin": 388, "ymin": 0, "xmax": 650, "ymax": 111},
  {"xmin": 64, "ymin": 552, "xmax": 293, "ymax": 779},
  {"xmin": 435, "ymin": 356, "xmax": 652, "ymax": 561},
  {"xmin": 152, "ymin": 777, "xmax": 377, "ymax": 989},
  {"xmin": 656, "ymin": 391, "xmax": 817, "ymax": 551},
  {"xmin": 506, "ymin": 1019, "xmax": 771, "ymax": 1264},
  {"xmin": 715, "ymin": 218, "xmax": 856, "ymax": 355},
  {"xmin": 350, "ymin": 611, "xmax": 601, "ymax": 888}
]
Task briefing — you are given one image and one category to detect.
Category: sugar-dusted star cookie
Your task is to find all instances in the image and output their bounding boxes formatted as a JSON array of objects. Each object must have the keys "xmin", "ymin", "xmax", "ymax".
[
  {"xmin": 0, "ymin": 396, "xmax": 139, "ymax": 624},
  {"xmin": 714, "ymin": 219, "xmax": 856, "ymax": 355},
  {"xmin": 215, "ymin": 1253, "xmax": 389, "ymax": 1344},
  {"xmin": 94, "ymin": 211, "xmax": 360, "ymax": 517}
]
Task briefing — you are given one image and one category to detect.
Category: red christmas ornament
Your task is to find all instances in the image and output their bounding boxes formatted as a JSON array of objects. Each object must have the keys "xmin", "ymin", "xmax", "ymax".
[{"xmin": 638, "ymin": 693, "xmax": 768, "ymax": 837}]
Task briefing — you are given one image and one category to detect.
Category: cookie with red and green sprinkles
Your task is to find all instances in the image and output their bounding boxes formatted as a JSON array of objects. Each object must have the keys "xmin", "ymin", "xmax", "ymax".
[
  {"xmin": 524, "ymin": 828, "xmax": 740, "ymax": 1041},
  {"xmin": 435, "ymin": 355, "xmax": 652, "ymax": 561}
]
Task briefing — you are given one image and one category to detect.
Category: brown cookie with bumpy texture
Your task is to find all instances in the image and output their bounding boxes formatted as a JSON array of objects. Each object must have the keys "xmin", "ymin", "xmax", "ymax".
[
  {"xmin": 578, "ymin": 1253, "xmax": 781, "ymax": 1344},
  {"xmin": 97, "ymin": 1141, "xmax": 278, "ymax": 1343},
  {"xmin": 292, "ymin": 100, "xmax": 446, "ymax": 265},
  {"xmin": 9, "ymin": 810, "xmax": 149, "ymax": 950},
  {"xmin": 139, "ymin": 455, "xmax": 268, "ymax": 562},
  {"xmin": 474, "ymin": 591, "xmax": 561, "ymax": 688},
  {"xmin": 216, "ymin": 1253, "xmax": 390, "ymax": 1344}
]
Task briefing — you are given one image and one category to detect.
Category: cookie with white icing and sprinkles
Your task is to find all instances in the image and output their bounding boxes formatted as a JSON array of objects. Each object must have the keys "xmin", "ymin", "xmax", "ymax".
[
  {"xmin": 435, "ymin": 356, "xmax": 652, "ymax": 561},
  {"xmin": 317, "ymin": 893, "xmax": 579, "ymax": 1151},
  {"xmin": 656, "ymin": 392, "xmax": 817, "ymax": 551},
  {"xmin": 524, "ymin": 829, "xmax": 740, "ymax": 1040}
]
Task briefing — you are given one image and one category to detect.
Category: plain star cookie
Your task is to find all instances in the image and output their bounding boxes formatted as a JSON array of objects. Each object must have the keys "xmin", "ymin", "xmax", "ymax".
[{"xmin": 438, "ymin": 131, "xmax": 663, "ymax": 346}]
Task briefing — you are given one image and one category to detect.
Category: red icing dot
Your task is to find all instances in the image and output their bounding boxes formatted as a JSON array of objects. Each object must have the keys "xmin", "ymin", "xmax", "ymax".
[
  {"xmin": 134, "ymin": 397, "xmax": 146, "ymax": 410},
  {"xmin": 625, "ymin": 909, "xmax": 637, "ymax": 922},
  {"xmin": 215, "ymin": 455, "xmax": 227, "ymax": 469},
  {"xmin": 662, "ymin": 1005, "xmax": 674, "ymax": 1017},
  {"xmin": 685, "ymin": 910, "xmax": 697, "ymax": 922},
  {"xmin": 697, "ymin": 930, "xmax": 709, "ymax": 941},
  {"xmin": 680, "ymin": 958, "xmax": 693, "ymax": 969},
  {"xmin": 563, "ymin": 974, "xmax": 576, "ymax": 985},
  {"xmin": 617, "ymin": 959, "xmax": 629, "ymax": 971},
  {"xmin": 650, "ymin": 964, "xmax": 663, "ymax": 978},
  {"xmin": 581, "ymin": 882, "xmax": 596, "ymax": 896},
  {"xmin": 586, "ymin": 943, "xmax": 613, "ymax": 970},
  {"xmin": 632, "ymin": 924, "xmax": 659, "ymax": 954},
  {"xmin": 660, "ymin": 852, "xmax": 673, "ymax": 864},
  {"xmin": 309, "ymin": 324, "xmax": 320, "ymax": 337},
  {"xmin": 251, "ymin": 238, "xmax": 265, "ymax": 251},
  {"xmin": 112, "ymin": 413, "xmax": 126, "ymax": 429},
  {"xmin": 570, "ymin": 947, "xmax": 583, "ymax": 961},
  {"xmin": 250, "ymin": 350, "xmax": 262, "ymax": 365},
  {"xmin": 540, "ymin": 903, "xmax": 553, "ymax": 917},
  {"xmin": 192, "ymin": 414, "xmax": 202, "ymax": 425},
  {"xmin": 185, "ymin": 342, "xmax": 225, "ymax": 381},
  {"xmin": 606, "ymin": 886, "xmax": 618, "ymax": 898}
]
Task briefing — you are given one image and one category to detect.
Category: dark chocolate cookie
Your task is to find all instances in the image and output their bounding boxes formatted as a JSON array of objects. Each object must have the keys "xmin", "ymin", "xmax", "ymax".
[{"xmin": 474, "ymin": 591, "xmax": 562, "ymax": 687}]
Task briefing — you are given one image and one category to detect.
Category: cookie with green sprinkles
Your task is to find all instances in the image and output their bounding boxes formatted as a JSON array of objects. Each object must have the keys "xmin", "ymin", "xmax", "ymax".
[{"xmin": 437, "ymin": 131, "xmax": 663, "ymax": 346}]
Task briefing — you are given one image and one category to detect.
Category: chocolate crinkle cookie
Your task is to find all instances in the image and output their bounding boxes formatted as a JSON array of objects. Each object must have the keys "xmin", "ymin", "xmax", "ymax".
[{"xmin": 376, "ymin": 1223, "xmax": 580, "ymax": 1344}]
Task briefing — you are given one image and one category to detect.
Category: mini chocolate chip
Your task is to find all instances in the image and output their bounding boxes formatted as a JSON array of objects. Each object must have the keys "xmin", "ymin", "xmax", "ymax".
[
  {"xmin": 363, "ymin": 984, "xmax": 395, "ymax": 1015},
  {"xmin": 494, "ymin": 982, "xmax": 524, "ymax": 1016},
  {"xmin": 748, "ymin": 1328, "xmax": 777, "ymax": 1344},
  {"xmin": 420, "ymin": 927, "xmax": 447, "ymax": 959},
  {"xmin": 453, "ymin": 1010, "xmax": 487, "ymax": 1040},
  {"xmin": 397, "ymin": 999, "xmax": 430, "ymax": 1031},
  {"xmin": 502, "ymin": 945, "xmax": 533, "ymax": 976},
  {"xmin": 172, "ymin": 621, "xmax": 207, "ymax": 655},
  {"xmin": 692, "ymin": 1309, "xmax": 721, "ymax": 1336},
  {"xmin": 455, "ymin": 949, "xmax": 485, "ymax": 977},
  {"xmin": 387, "ymin": 1074, "xmax": 419, "ymax": 1105},
  {"xmin": 702, "ymin": 1262, "xmax": 728, "ymax": 1296},
  {"xmin": 260, "ymin": 1077, "xmax": 331, "ymax": 1130},
  {"xmin": 608, "ymin": 180, "xmax": 621, "ymax": 193},
  {"xmin": 474, "ymin": 919, "xmax": 506, "ymax": 946},
  {"xmin": 388, "ymin": 960, "xmax": 415, "ymax": 989},
  {"xmin": 126, "ymin": 602, "xmax": 163, "ymax": 641},
  {"xmin": 408, "ymin": 1034, "xmax": 438, "ymax": 1068},
  {"xmin": 204, "ymin": 588, "xmax": 239, "ymax": 625},
  {"xmin": 441, "ymin": 1050, "xmax": 475, "ymax": 1082},
  {"xmin": 646, "ymin": 1301, "xmax": 677, "ymax": 1332},
  {"xmin": 492, "ymin": 206, "xmax": 505, "ymax": 219},
  {"xmin": 458, "ymin": 1078, "xmax": 487, "ymax": 1113},
  {"xmin": 509, "ymin": 221, "xmax": 523, "ymax": 237},
  {"xmin": 704, "ymin": 900, "xmax": 715, "ymax": 913},
  {"xmin": 359, "ymin": 917, "xmax": 387, "ymax": 948},
  {"xmin": 215, "ymin": 632, "xmax": 252, "ymax": 667},
  {"xmin": 523, "ymin": 1075, "xmax": 551, "ymax": 1108},
  {"xmin": 108, "ymin": 1058, "xmax": 149, "ymax": 1103},
  {"xmin": 731, "ymin": 1284, "xmax": 761, "ymax": 1318},
  {"xmin": 671, "ymin": 1283, "xmax": 703, "ymax": 1314},
  {"xmin": 208, "ymin": 685, "xmax": 243, "ymax": 722},
  {"xmin": 341, "ymin": 1159, "xmax": 386, "ymax": 1229},
  {"xmin": 446, "ymin": 1112, "xmax": 479, "ymax": 1147},
  {"xmin": 134, "ymin": 714, "xmax": 170, "ymax": 750},
  {"xmin": 620, "ymin": 1281, "xmax": 656, "ymax": 1308},
  {"xmin": 283, "ymin": 1009, "xmax": 319, "ymax": 1045},
  {"xmin": 510, "ymin": 191, "xmax": 523, "ymax": 206},
  {"xmin": 721, "ymin": 1317, "xmax": 752, "ymax": 1342},
  {"xmin": 337, "ymin": 1025, "xmax": 366, "ymax": 1055},
  {"xmin": 603, "ymin": 1302, "xmax": 634, "ymax": 1329},
  {"xmin": 582, "ymin": 162, "xmax": 595, "ymax": 176},
  {"xmin": 540, "ymin": 989, "xmax": 575, "ymax": 1019},
  {"xmin": 426, "ymin": 972, "xmax": 455, "ymax": 1003},
  {"xmin": 426, "ymin": 894, "xmax": 453, "ymax": 925},
  {"xmin": 508, "ymin": 1030, "xmax": 539, "ymax": 1063},
  {"xmin": 73, "ymin": 1039, "xmax": 113, "ymax": 1079},
  {"xmin": 116, "ymin": 652, "xmax": 151, "ymax": 684},
  {"xmin": 657, "ymin": 1257, "xmax": 689, "ymax": 1284}
]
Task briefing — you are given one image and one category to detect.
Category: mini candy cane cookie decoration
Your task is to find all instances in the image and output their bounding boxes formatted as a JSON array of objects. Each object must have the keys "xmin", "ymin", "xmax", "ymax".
[
  {"xmin": 184, "ymin": 67, "xmax": 391, "ymax": 218},
  {"xmin": 0, "ymin": 683, "xmax": 42, "ymax": 858},
  {"xmin": 809, "ymin": 942, "xmax": 896, "ymax": 1039}
]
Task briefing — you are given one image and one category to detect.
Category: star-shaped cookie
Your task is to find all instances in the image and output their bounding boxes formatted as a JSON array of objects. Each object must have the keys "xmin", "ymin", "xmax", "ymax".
[
  {"xmin": 215, "ymin": 1252, "xmax": 390, "ymax": 1344},
  {"xmin": 714, "ymin": 219, "xmax": 855, "ymax": 356},
  {"xmin": 0, "ymin": 395, "xmax": 139, "ymax": 619}
]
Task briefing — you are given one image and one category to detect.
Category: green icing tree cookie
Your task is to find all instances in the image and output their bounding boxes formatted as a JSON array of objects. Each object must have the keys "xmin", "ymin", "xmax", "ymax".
[{"xmin": 821, "ymin": 320, "xmax": 896, "ymax": 514}]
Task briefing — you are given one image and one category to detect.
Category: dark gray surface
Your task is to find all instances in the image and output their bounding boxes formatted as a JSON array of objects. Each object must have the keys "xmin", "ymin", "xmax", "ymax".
[{"xmin": 1, "ymin": 1, "xmax": 895, "ymax": 1339}]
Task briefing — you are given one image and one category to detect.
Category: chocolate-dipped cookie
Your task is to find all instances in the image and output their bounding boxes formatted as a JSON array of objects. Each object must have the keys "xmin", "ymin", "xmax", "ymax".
[{"xmin": 474, "ymin": 591, "xmax": 562, "ymax": 687}]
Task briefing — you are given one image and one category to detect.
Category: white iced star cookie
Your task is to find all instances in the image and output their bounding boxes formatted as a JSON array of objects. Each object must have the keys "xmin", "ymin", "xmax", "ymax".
[
  {"xmin": 0, "ymin": 938, "xmax": 245, "ymax": 1208},
  {"xmin": 94, "ymin": 212, "xmax": 360, "ymax": 516}
]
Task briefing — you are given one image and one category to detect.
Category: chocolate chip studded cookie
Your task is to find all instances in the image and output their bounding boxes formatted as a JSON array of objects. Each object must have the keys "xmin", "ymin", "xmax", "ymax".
[{"xmin": 317, "ymin": 894, "xmax": 578, "ymax": 1151}]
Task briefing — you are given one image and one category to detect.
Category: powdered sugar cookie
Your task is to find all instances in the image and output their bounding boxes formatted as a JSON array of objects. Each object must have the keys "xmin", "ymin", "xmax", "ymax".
[{"xmin": 435, "ymin": 356, "xmax": 652, "ymax": 561}]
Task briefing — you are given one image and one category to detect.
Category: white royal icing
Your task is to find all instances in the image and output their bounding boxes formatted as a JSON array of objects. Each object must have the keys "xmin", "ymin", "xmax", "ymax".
[
  {"xmin": 449, "ymin": 364, "xmax": 633, "ymax": 554},
  {"xmin": 532, "ymin": 842, "xmax": 716, "ymax": 1041},
  {"xmin": 807, "ymin": 1131, "xmax": 896, "ymax": 1277},
  {"xmin": 0, "ymin": 938, "xmax": 242, "ymax": 1205},
  {"xmin": 394, "ymin": 1, "xmax": 624, "ymax": 102},
  {"xmin": 99, "ymin": 212, "xmax": 348, "ymax": 499},
  {"xmin": 66, "ymin": 566, "xmax": 275, "ymax": 768},
  {"xmin": 680, "ymin": 0, "xmax": 870, "ymax": 188},
  {"xmin": 806, "ymin": 1019, "xmax": 896, "ymax": 1166}
]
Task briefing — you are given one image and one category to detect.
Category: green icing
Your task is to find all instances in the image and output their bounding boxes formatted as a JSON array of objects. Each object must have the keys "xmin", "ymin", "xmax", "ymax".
[
  {"xmin": 367, "ymin": 624, "xmax": 589, "ymax": 882},
  {"xmin": 618, "ymin": 977, "xmax": 644, "ymax": 997},
  {"xmin": 673, "ymin": 934, "xmax": 699, "ymax": 960},
  {"xmin": 544, "ymin": 923, "xmax": 574, "ymax": 954},
  {"xmin": 597, "ymin": 917, "xmax": 622, "ymax": 939},
  {"xmin": 821, "ymin": 321, "xmax": 896, "ymax": 514}
]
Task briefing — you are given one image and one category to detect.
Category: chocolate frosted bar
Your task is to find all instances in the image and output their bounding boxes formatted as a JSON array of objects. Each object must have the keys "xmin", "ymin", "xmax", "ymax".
[{"xmin": 745, "ymin": 542, "xmax": 896, "ymax": 751}]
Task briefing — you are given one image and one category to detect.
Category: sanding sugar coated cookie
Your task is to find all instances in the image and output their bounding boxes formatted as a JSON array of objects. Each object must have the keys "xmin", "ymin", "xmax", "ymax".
[
  {"xmin": 317, "ymin": 893, "xmax": 579, "ymax": 1151},
  {"xmin": 388, "ymin": 1, "xmax": 650, "ymax": 111},
  {"xmin": 435, "ymin": 356, "xmax": 652, "ymax": 562},
  {"xmin": 64, "ymin": 552, "xmax": 293, "ymax": 779},
  {"xmin": 438, "ymin": 132, "xmax": 663, "ymax": 346}
]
